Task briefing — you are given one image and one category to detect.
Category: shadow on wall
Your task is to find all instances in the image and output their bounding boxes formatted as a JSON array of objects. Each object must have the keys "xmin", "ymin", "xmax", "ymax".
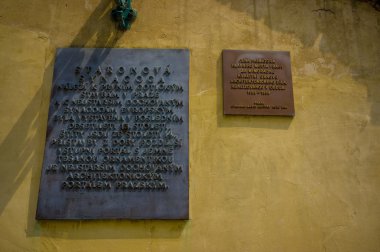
[
  {"xmin": 216, "ymin": 0, "xmax": 380, "ymax": 125},
  {"xmin": 32, "ymin": 220, "xmax": 187, "ymax": 239},
  {"xmin": 0, "ymin": 87, "xmax": 45, "ymax": 214},
  {"xmin": 0, "ymin": 0, "xmax": 189, "ymax": 239}
]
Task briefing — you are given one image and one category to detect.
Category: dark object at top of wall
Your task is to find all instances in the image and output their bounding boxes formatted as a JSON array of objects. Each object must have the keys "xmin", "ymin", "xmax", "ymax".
[{"xmin": 359, "ymin": 0, "xmax": 380, "ymax": 11}]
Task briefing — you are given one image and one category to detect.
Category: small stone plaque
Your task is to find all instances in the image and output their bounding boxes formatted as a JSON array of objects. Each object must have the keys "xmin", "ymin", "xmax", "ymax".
[
  {"xmin": 36, "ymin": 48, "xmax": 189, "ymax": 219},
  {"xmin": 223, "ymin": 50, "xmax": 295, "ymax": 116}
]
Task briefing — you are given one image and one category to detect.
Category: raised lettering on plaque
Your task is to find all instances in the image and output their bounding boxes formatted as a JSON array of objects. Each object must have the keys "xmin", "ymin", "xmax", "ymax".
[
  {"xmin": 223, "ymin": 50, "xmax": 295, "ymax": 116},
  {"xmin": 36, "ymin": 48, "xmax": 189, "ymax": 219}
]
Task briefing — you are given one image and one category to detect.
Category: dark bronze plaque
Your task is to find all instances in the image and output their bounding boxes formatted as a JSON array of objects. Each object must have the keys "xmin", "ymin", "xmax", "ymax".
[
  {"xmin": 36, "ymin": 48, "xmax": 189, "ymax": 219},
  {"xmin": 223, "ymin": 50, "xmax": 295, "ymax": 116}
]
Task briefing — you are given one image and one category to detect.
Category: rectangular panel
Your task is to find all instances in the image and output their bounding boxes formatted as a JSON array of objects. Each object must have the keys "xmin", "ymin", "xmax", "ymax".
[
  {"xmin": 36, "ymin": 48, "xmax": 189, "ymax": 219},
  {"xmin": 223, "ymin": 50, "xmax": 295, "ymax": 116}
]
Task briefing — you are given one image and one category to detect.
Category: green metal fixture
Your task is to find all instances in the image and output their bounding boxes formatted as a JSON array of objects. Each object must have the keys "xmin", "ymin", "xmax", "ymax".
[{"xmin": 111, "ymin": 0, "xmax": 137, "ymax": 30}]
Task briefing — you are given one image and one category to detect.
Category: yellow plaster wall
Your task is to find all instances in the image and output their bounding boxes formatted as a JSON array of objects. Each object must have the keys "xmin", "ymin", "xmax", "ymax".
[{"xmin": 0, "ymin": 0, "xmax": 379, "ymax": 251}]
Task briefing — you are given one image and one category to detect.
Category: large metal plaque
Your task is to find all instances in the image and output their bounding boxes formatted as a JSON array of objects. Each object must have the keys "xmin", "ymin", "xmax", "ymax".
[
  {"xmin": 223, "ymin": 50, "xmax": 295, "ymax": 116},
  {"xmin": 36, "ymin": 48, "xmax": 189, "ymax": 219}
]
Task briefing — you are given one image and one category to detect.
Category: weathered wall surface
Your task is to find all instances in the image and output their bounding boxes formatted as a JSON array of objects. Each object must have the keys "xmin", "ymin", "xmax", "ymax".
[{"xmin": 0, "ymin": 0, "xmax": 379, "ymax": 251}]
